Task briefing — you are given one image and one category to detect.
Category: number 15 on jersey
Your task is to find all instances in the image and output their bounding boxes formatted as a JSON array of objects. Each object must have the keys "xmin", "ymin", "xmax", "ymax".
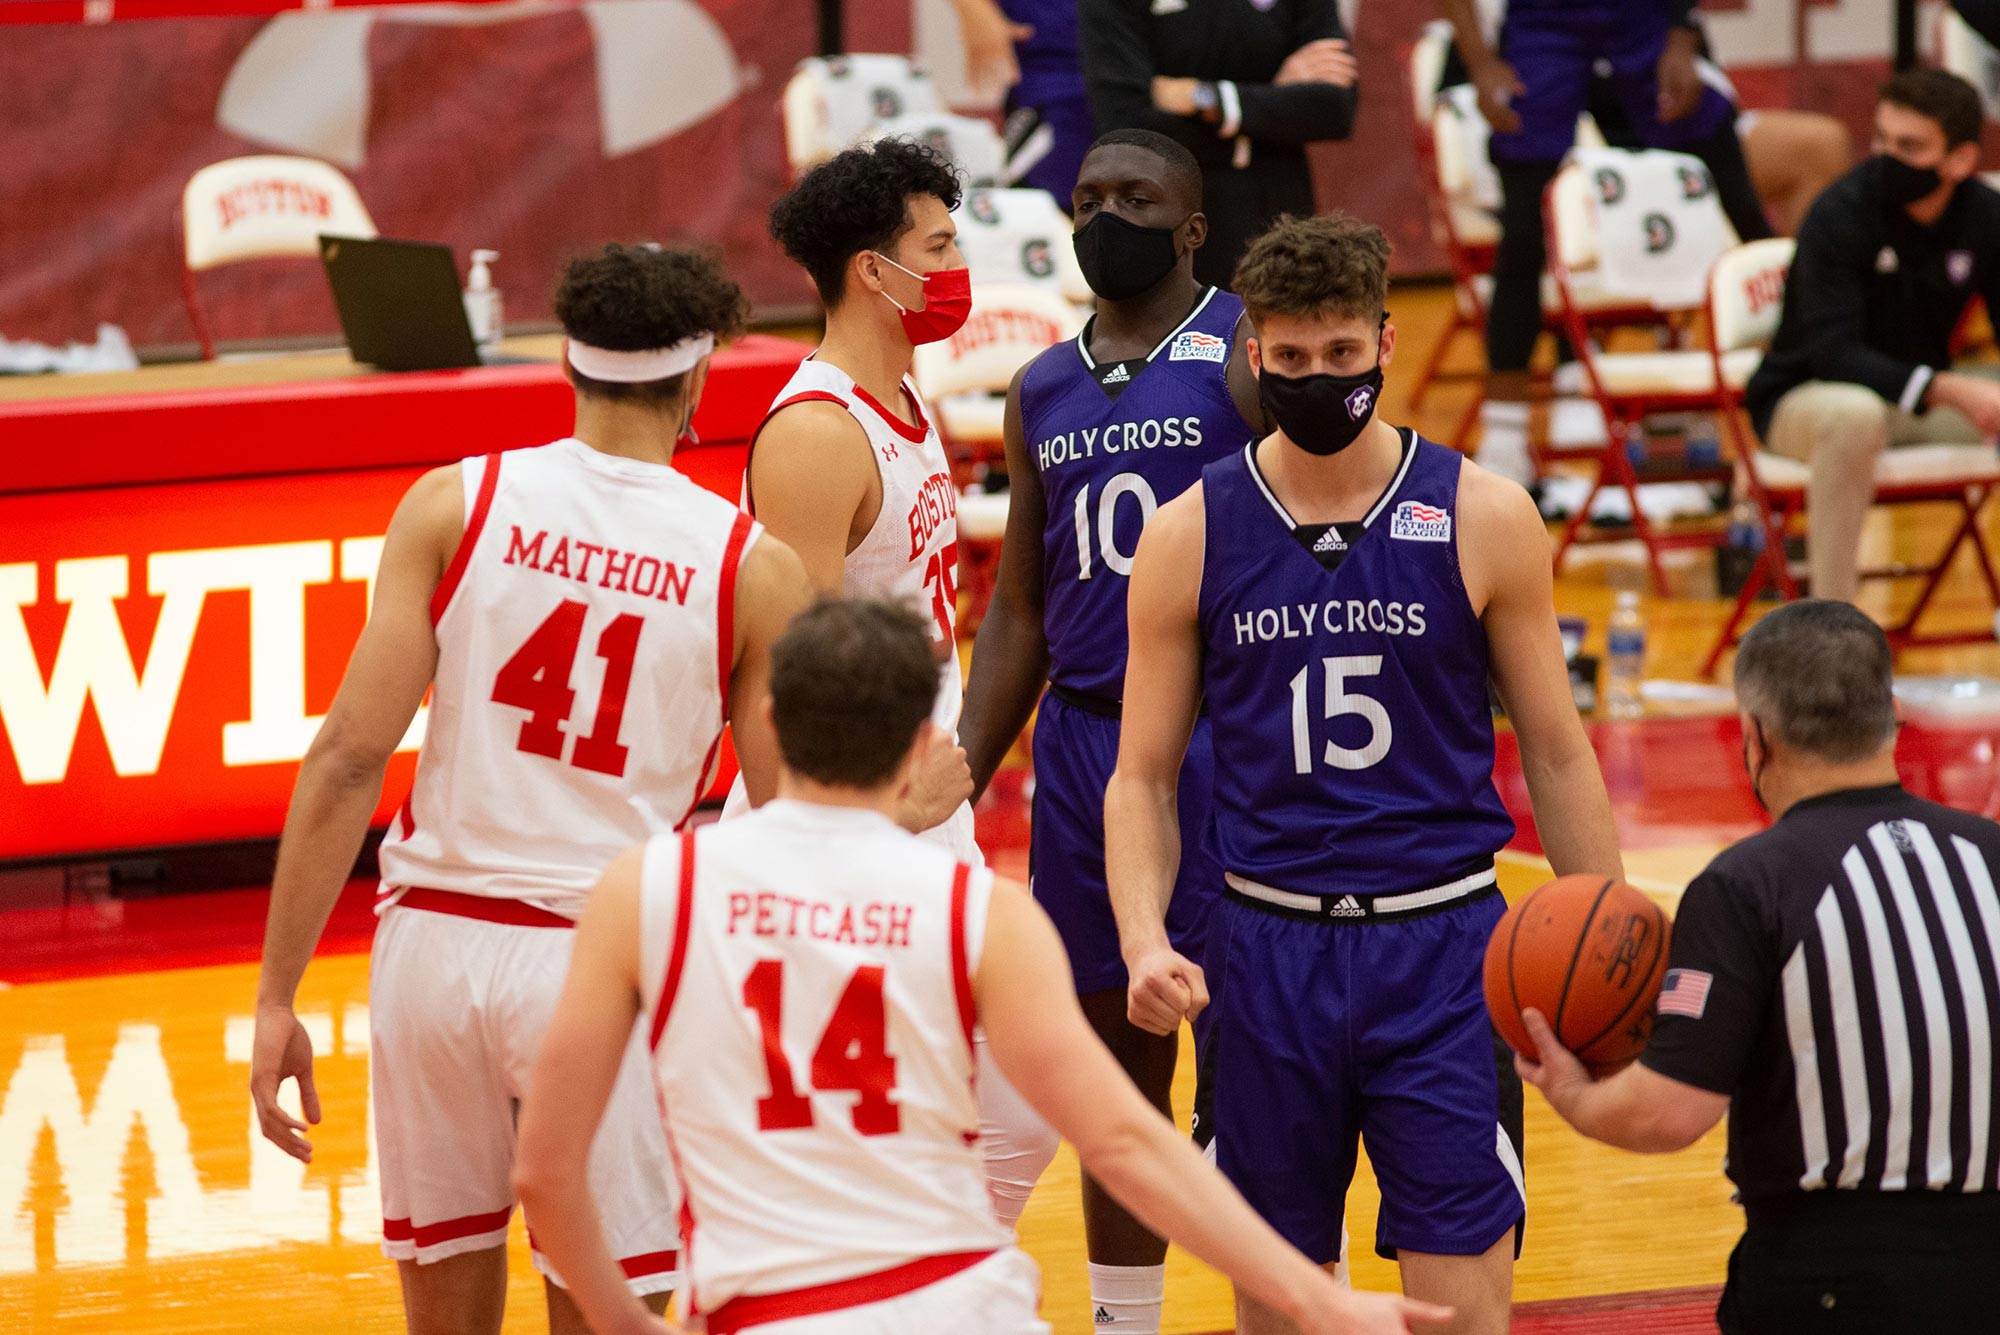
[{"xmin": 1290, "ymin": 655, "xmax": 1392, "ymax": 773}]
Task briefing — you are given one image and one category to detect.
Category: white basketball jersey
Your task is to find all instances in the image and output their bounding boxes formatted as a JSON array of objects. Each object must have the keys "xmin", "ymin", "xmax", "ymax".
[
  {"xmin": 729, "ymin": 358, "xmax": 979, "ymax": 861},
  {"xmin": 749, "ymin": 357, "xmax": 963, "ymax": 731},
  {"xmin": 640, "ymin": 801, "xmax": 1010, "ymax": 1317},
  {"xmin": 378, "ymin": 439, "xmax": 758, "ymax": 918}
]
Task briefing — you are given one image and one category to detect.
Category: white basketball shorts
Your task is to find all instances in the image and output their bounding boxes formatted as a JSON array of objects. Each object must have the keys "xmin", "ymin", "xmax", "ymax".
[{"xmin": 369, "ymin": 893, "xmax": 679, "ymax": 1295}]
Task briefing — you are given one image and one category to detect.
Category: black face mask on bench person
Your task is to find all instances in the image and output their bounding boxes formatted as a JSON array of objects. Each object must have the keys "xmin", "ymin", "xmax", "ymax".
[{"xmin": 1875, "ymin": 152, "xmax": 1943, "ymax": 208}]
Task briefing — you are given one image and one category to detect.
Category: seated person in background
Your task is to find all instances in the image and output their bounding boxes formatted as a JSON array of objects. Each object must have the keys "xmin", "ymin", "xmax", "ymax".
[
  {"xmin": 1435, "ymin": 11, "xmax": 1851, "ymax": 235},
  {"xmin": 1744, "ymin": 67, "xmax": 2000, "ymax": 607},
  {"xmin": 951, "ymin": 0, "xmax": 1092, "ymax": 202},
  {"xmin": 1583, "ymin": 35, "xmax": 1852, "ymax": 237},
  {"xmin": 1443, "ymin": 0, "xmax": 1775, "ymax": 487}
]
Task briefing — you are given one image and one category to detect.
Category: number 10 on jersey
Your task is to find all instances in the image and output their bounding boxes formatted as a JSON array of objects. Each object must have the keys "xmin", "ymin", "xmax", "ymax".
[{"xmin": 1074, "ymin": 473, "xmax": 1159, "ymax": 579}]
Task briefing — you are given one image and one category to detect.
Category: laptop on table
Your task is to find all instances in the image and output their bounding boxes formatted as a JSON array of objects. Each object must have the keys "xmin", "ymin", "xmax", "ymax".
[{"xmin": 318, "ymin": 235, "xmax": 537, "ymax": 372}]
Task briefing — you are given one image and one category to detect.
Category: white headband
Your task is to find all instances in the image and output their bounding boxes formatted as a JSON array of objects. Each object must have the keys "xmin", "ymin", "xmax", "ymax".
[{"xmin": 566, "ymin": 333, "xmax": 715, "ymax": 383}]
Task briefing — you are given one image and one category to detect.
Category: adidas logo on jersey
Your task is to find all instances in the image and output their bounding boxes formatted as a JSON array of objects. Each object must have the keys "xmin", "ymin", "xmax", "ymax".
[
  {"xmin": 1095, "ymin": 1306, "xmax": 1116, "ymax": 1325},
  {"xmin": 1313, "ymin": 528, "xmax": 1346, "ymax": 553},
  {"xmin": 1099, "ymin": 363, "xmax": 1132, "ymax": 386},
  {"xmin": 1326, "ymin": 895, "xmax": 1366, "ymax": 919}
]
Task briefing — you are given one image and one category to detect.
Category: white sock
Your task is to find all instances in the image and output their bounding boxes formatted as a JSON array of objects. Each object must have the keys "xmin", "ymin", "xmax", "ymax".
[
  {"xmin": 1477, "ymin": 399, "xmax": 1537, "ymax": 488},
  {"xmin": 1087, "ymin": 1263, "xmax": 1165, "ymax": 1334}
]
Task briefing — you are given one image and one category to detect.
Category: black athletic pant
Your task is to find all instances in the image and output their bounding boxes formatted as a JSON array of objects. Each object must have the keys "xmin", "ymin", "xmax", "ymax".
[
  {"xmin": 1485, "ymin": 124, "xmax": 1773, "ymax": 375},
  {"xmin": 1719, "ymin": 1193, "xmax": 2000, "ymax": 1333},
  {"xmin": 1191, "ymin": 147, "xmax": 1318, "ymax": 291}
]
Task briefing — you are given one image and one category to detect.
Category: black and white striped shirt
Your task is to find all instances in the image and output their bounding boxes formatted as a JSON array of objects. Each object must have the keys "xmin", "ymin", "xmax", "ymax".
[{"xmin": 1642, "ymin": 785, "xmax": 2000, "ymax": 1202}]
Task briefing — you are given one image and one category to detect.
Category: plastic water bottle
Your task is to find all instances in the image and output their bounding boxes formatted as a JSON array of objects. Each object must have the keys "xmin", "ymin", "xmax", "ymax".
[
  {"xmin": 1726, "ymin": 499, "xmax": 1765, "ymax": 554},
  {"xmin": 1607, "ymin": 591, "xmax": 1646, "ymax": 719}
]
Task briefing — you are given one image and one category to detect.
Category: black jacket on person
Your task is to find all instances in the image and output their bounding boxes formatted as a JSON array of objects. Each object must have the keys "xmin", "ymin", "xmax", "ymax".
[
  {"xmin": 1955, "ymin": 0, "xmax": 2000, "ymax": 49},
  {"xmin": 1079, "ymin": 0, "xmax": 1356, "ymax": 285},
  {"xmin": 1078, "ymin": 0, "xmax": 1355, "ymax": 168},
  {"xmin": 1744, "ymin": 159, "xmax": 2000, "ymax": 439}
]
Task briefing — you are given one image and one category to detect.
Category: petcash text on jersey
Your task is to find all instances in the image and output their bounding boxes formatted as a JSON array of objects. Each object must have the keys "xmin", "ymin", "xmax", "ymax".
[{"xmin": 727, "ymin": 893, "xmax": 917, "ymax": 949}]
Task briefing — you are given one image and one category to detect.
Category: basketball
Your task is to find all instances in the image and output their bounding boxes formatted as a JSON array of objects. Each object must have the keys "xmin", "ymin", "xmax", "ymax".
[{"xmin": 1484, "ymin": 875, "xmax": 1672, "ymax": 1075}]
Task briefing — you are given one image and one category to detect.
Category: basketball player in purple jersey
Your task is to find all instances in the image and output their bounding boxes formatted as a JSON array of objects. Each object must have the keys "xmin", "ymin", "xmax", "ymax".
[
  {"xmin": 958, "ymin": 128, "xmax": 1262, "ymax": 1335},
  {"xmin": 1106, "ymin": 215, "xmax": 1624, "ymax": 1335}
]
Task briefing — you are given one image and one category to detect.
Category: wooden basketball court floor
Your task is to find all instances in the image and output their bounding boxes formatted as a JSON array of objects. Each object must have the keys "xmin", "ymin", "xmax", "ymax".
[{"xmin": 4, "ymin": 284, "xmax": 1998, "ymax": 1332}]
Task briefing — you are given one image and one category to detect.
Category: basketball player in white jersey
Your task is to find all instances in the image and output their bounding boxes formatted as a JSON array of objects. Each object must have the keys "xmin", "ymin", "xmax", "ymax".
[
  {"xmin": 745, "ymin": 138, "xmax": 1061, "ymax": 1225},
  {"xmin": 735, "ymin": 137, "xmax": 978, "ymax": 855},
  {"xmin": 249, "ymin": 246, "xmax": 813, "ymax": 1335},
  {"xmin": 516, "ymin": 599, "xmax": 1449, "ymax": 1335}
]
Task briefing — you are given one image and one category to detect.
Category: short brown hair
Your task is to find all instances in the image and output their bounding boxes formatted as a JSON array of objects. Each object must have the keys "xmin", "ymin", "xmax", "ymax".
[
  {"xmin": 770, "ymin": 599, "xmax": 940, "ymax": 788},
  {"xmin": 1232, "ymin": 213, "xmax": 1391, "ymax": 328},
  {"xmin": 1734, "ymin": 600, "xmax": 1897, "ymax": 762},
  {"xmin": 1880, "ymin": 67, "xmax": 1983, "ymax": 150}
]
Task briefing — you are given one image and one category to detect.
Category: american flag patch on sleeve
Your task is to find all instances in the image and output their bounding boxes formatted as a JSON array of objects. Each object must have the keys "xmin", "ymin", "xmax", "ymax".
[{"xmin": 1656, "ymin": 968, "xmax": 1713, "ymax": 1020}]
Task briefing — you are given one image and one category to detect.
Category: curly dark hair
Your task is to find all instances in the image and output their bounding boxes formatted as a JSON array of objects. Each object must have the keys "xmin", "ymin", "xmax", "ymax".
[
  {"xmin": 554, "ymin": 243, "xmax": 748, "ymax": 405},
  {"xmin": 1232, "ymin": 213, "xmax": 1391, "ymax": 328},
  {"xmin": 770, "ymin": 598, "xmax": 940, "ymax": 788},
  {"xmin": 769, "ymin": 138, "xmax": 963, "ymax": 307}
]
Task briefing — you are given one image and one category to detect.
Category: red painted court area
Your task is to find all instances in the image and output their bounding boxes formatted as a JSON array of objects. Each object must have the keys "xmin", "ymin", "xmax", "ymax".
[{"xmin": 7, "ymin": 713, "xmax": 1996, "ymax": 985}]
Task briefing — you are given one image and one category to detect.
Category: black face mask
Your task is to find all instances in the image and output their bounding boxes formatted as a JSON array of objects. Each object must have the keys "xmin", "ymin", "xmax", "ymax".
[
  {"xmin": 1876, "ymin": 152, "xmax": 1944, "ymax": 208},
  {"xmin": 1258, "ymin": 364, "xmax": 1385, "ymax": 456},
  {"xmin": 1073, "ymin": 210, "xmax": 1183, "ymax": 301}
]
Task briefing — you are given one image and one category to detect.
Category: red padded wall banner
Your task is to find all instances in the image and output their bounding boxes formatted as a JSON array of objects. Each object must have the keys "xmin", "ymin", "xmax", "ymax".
[{"xmin": 0, "ymin": 2, "xmax": 819, "ymax": 348}]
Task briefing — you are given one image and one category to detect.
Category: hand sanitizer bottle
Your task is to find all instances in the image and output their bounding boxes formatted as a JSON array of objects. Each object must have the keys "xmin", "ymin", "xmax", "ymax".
[{"xmin": 463, "ymin": 249, "xmax": 502, "ymax": 355}]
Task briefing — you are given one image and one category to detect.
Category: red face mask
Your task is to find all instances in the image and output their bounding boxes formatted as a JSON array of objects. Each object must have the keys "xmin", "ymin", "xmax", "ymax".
[{"xmin": 872, "ymin": 252, "xmax": 972, "ymax": 344}]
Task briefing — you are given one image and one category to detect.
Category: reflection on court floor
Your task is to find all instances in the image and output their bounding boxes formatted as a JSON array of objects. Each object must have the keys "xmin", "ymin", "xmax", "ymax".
[{"xmin": 5, "ymin": 715, "xmax": 1997, "ymax": 1331}]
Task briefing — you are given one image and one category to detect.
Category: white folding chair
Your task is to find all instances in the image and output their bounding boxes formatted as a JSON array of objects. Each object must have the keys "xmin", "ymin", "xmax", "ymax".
[
  {"xmin": 952, "ymin": 187, "xmax": 1091, "ymax": 305},
  {"xmin": 865, "ymin": 111, "xmax": 1009, "ymax": 186},
  {"xmin": 181, "ymin": 154, "xmax": 376, "ymax": 360},
  {"xmin": 1702, "ymin": 238, "xmax": 2000, "ymax": 674},
  {"xmin": 781, "ymin": 54, "xmax": 942, "ymax": 176},
  {"xmin": 1543, "ymin": 148, "xmax": 1746, "ymax": 591},
  {"xmin": 912, "ymin": 282, "xmax": 1084, "ymax": 631}
]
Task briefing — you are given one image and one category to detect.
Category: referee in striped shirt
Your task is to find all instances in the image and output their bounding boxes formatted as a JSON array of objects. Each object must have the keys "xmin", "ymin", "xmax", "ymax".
[{"xmin": 1516, "ymin": 599, "xmax": 2000, "ymax": 1332}]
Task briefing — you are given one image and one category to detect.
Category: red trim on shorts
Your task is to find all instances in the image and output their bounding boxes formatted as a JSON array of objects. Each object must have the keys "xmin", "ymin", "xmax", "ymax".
[
  {"xmin": 382, "ymin": 1204, "xmax": 514, "ymax": 1248},
  {"xmin": 620, "ymin": 1249, "xmax": 681, "ymax": 1280},
  {"xmin": 647, "ymin": 830, "xmax": 698, "ymax": 1051},
  {"xmin": 673, "ymin": 511, "xmax": 754, "ymax": 829},
  {"xmin": 703, "ymin": 1249, "xmax": 997, "ymax": 1334},
  {"xmin": 396, "ymin": 887, "xmax": 575, "ymax": 929},
  {"xmin": 849, "ymin": 380, "xmax": 928, "ymax": 443},
  {"xmin": 743, "ymin": 391, "xmax": 848, "ymax": 515},
  {"xmin": 431, "ymin": 452, "xmax": 503, "ymax": 625},
  {"xmin": 949, "ymin": 863, "xmax": 977, "ymax": 1053}
]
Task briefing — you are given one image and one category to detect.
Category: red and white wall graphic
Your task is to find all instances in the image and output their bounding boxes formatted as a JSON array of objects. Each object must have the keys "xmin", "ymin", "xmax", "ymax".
[
  {"xmin": 0, "ymin": 0, "xmax": 818, "ymax": 349},
  {"xmin": 0, "ymin": 1, "xmax": 1943, "ymax": 350}
]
